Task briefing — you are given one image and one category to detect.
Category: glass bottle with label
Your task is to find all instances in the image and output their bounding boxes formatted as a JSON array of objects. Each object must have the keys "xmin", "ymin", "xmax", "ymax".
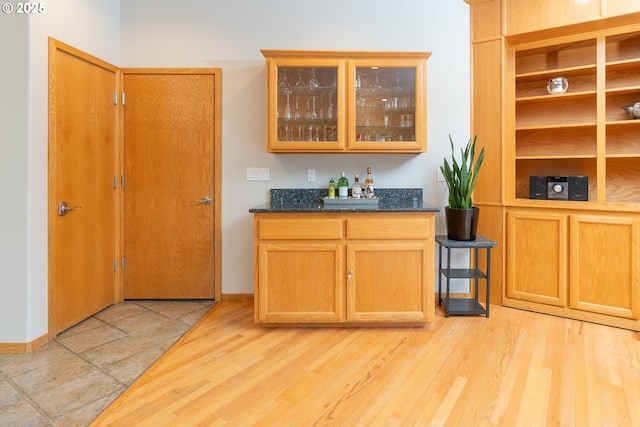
[
  {"xmin": 337, "ymin": 172, "xmax": 350, "ymax": 199},
  {"xmin": 352, "ymin": 175, "xmax": 362, "ymax": 199},
  {"xmin": 328, "ymin": 178, "xmax": 336, "ymax": 199},
  {"xmin": 364, "ymin": 167, "xmax": 374, "ymax": 198}
]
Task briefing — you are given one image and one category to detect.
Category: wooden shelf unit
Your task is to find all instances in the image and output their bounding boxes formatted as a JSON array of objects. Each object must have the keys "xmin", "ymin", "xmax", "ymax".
[{"xmin": 506, "ymin": 28, "xmax": 640, "ymax": 209}]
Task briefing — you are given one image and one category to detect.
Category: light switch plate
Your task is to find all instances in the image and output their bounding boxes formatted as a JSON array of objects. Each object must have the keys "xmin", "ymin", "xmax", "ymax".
[
  {"xmin": 247, "ymin": 167, "xmax": 270, "ymax": 181},
  {"xmin": 437, "ymin": 169, "xmax": 445, "ymax": 182},
  {"xmin": 307, "ymin": 169, "xmax": 316, "ymax": 182}
]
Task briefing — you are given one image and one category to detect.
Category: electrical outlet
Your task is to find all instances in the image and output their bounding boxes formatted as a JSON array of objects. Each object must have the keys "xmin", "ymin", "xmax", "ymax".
[
  {"xmin": 307, "ymin": 169, "xmax": 316, "ymax": 182},
  {"xmin": 246, "ymin": 167, "xmax": 270, "ymax": 181},
  {"xmin": 437, "ymin": 169, "xmax": 445, "ymax": 182}
]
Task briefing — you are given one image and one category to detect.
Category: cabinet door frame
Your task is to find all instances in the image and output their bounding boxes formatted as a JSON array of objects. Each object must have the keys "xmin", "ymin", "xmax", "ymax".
[
  {"xmin": 346, "ymin": 58, "xmax": 427, "ymax": 152},
  {"xmin": 506, "ymin": 210, "xmax": 568, "ymax": 307},
  {"xmin": 264, "ymin": 56, "xmax": 347, "ymax": 152},
  {"xmin": 346, "ymin": 241, "xmax": 431, "ymax": 322},
  {"xmin": 570, "ymin": 215, "xmax": 640, "ymax": 319},
  {"xmin": 257, "ymin": 241, "xmax": 345, "ymax": 323}
]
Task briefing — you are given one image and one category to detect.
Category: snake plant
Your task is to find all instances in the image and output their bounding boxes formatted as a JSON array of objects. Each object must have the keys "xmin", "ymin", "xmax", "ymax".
[{"xmin": 440, "ymin": 134, "xmax": 485, "ymax": 209}]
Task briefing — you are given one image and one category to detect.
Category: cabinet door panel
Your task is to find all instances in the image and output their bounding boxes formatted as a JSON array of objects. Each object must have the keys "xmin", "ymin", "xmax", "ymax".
[
  {"xmin": 507, "ymin": 211, "xmax": 568, "ymax": 306},
  {"xmin": 347, "ymin": 242, "xmax": 431, "ymax": 322},
  {"xmin": 570, "ymin": 215, "xmax": 640, "ymax": 319},
  {"xmin": 258, "ymin": 243, "xmax": 345, "ymax": 322}
]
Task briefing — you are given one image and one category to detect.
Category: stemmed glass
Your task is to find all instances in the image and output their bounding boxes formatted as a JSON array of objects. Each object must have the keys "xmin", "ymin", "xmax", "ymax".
[
  {"xmin": 307, "ymin": 96, "xmax": 318, "ymax": 120},
  {"xmin": 294, "ymin": 69, "xmax": 306, "ymax": 88},
  {"xmin": 282, "ymin": 90, "xmax": 292, "ymax": 119},
  {"xmin": 308, "ymin": 69, "xmax": 320, "ymax": 89},
  {"xmin": 326, "ymin": 91, "xmax": 335, "ymax": 120},
  {"xmin": 278, "ymin": 70, "xmax": 291, "ymax": 88},
  {"xmin": 293, "ymin": 97, "xmax": 301, "ymax": 119}
]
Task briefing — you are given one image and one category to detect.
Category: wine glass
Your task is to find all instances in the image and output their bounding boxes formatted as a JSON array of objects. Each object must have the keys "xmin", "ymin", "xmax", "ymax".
[
  {"xmin": 293, "ymin": 97, "xmax": 301, "ymax": 119},
  {"xmin": 294, "ymin": 69, "xmax": 306, "ymax": 88},
  {"xmin": 283, "ymin": 90, "xmax": 292, "ymax": 119},
  {"xmin": 326, "ymin": 91, "xmax": 335, "ymax": 119},
  {"xmin": 278, "ymin": 70, "xmax": 291, "ymax": 88},
  {"xmin": 307, "ymin": 96, "xmax": 318, "ymax": 120},
  {"xmin": 308, "ymin": 69, "xmax": 320, "ymax": 89}
]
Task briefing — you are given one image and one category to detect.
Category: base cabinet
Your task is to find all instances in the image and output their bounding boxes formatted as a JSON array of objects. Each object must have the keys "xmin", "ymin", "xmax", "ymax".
[
  {"xmin": 254, "ymin": 212, "xmax": 435, "ymax": 325},
  {"xmin": 505, "ymin": 209, "xmax": 640, "ymax": 328}
]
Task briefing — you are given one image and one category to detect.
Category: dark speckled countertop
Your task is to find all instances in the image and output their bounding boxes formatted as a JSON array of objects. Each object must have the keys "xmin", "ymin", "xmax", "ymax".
[{"xmin": 249, "ymin": 188, "xmax": 440, "ymax": 213}]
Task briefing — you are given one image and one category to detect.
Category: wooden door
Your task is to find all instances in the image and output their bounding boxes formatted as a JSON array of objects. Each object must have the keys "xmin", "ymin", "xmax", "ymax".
[
  {"xmin": 48, "ymin": 39, "xmax": 119, "ymax": 335},
  {"xmin": 123, "ymin": 71, "xmax": 219, "ymax": 299}
]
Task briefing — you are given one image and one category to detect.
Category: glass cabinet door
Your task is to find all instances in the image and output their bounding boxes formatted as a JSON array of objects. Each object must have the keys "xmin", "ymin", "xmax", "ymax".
[
  {"xmin": 267, "ymin": 60, "xmax": 346, "ymax": 151},
  {"xmin": 348, "ymin": 60, "xmax": 426, "ymax": 152},
  {"xmin": 262, "ymin": 51, "xmax": 429, "ymax": 153}
]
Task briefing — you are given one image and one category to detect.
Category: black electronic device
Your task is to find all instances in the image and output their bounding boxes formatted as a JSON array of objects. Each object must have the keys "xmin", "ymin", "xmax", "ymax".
[
  {"xmin": 547, "ymin": 176, "xmax": 569, "ymax": 200},
  {"xmin": 529, "ymin": 176, "xmax": 548, "ymax": 199},
  {"xmin": 568, "ymin": 175, "xmax": 589, "ymax": 201},
  {"xmin": 529, "ymin": 175, "xmax": 588, "ymax": 201}
]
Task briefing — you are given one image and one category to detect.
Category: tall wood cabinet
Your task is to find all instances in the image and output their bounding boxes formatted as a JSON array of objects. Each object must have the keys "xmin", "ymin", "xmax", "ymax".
[
  {"xmin": 261, "ymin": 50, "xmax": 430, "ymax": 153},
  {"xmin": 467, "ymin": 0, "xmax": 640, "ymax": 330}
]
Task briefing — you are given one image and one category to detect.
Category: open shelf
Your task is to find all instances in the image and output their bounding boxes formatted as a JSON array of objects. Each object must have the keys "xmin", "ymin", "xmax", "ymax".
[{"xmin": 510, "ymin": 30, "xmax": 640, "ymax": 208}]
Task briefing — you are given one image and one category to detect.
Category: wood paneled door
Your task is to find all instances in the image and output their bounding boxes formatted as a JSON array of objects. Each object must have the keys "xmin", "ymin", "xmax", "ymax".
[
  {"xmin": 122, "ymin": 70, "xmax": 221, "ymax": 299},
  {"xmin": 48, "ymin": 38, "xmax": 119, "ymax": 335}
]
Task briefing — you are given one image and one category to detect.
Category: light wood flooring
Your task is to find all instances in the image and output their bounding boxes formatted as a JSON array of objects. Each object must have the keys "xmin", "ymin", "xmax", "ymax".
[{"xmin": 93, "ymin": 302, "xmax": 640, "ymax": 426}]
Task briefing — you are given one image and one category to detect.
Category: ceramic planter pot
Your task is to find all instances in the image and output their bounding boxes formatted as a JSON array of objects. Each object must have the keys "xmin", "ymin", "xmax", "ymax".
[{"xmin": 445, "ymin": 206, "xmax": 479, "ymax": 241}]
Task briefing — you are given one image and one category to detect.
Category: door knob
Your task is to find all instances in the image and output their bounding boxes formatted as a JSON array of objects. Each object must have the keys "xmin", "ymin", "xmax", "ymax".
[
  {"xmin": 194, "ymin": 196, "xmax": 212, "ymax": 205},
  {"xmin": 58, "ymin": 201, "xmax": 81, "ymax": 216}
]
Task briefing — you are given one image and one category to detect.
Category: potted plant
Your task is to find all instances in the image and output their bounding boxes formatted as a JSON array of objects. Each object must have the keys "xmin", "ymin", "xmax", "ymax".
[{"xmin": 440, "ymin": 134, "xmax": 485, "ymax": 241}]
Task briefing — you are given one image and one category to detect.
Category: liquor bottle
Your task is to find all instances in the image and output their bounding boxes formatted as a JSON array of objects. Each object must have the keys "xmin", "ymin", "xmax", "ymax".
[
  {"xmin": 328, "ymin": 178, "xmax": 336, "ymax": 199},
  {"xmin": 351, "ymin": 175, "xmax": 362, "ymax": 199},
  {"xmin": 364, "ymin": 167, "xmax": 374, "ymax": 198},
  {"xmin": 337, "ymin": 172, "xmax": 349, "ymax": 199}
]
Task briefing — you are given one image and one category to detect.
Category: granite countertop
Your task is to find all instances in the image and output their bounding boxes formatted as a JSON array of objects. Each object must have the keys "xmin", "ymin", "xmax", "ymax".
[{"xmin": 249, "ymin": 188, "xmax": 440, "ymax": 213}]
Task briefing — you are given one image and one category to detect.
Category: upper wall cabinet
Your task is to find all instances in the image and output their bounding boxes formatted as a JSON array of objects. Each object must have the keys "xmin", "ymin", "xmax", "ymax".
[
  {"xmin": 503, "ymin": 0, "xmax": 640, "ymax": 36},
  {"xmin": 261, "ymin": 50, "xmax": 430, "ymax": 153}
]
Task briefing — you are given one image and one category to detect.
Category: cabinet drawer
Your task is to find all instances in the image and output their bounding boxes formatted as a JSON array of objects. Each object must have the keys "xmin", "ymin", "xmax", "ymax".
[
  {"xmin": 346, "ymin": 217, "xmax": 431, "ymax": 239},
  {"xmin": 258, "ymin": 218, "xmax": 343, "ymax": 240}
]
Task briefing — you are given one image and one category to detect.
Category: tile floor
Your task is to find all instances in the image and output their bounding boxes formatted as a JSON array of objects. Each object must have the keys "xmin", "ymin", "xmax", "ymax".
[{"xmin": 0, "ymin": 299, "xmax": 214, "ymax": 427}]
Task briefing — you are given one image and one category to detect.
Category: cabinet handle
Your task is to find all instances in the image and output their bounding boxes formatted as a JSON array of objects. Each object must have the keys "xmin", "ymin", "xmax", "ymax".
[{"xmin": 347, "ymin": 269, "xmax": 354, "ymax": 280}]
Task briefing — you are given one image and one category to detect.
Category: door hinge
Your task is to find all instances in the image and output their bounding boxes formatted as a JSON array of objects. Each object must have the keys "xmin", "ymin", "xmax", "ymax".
[
  {"xmin": 121, "ymin": 256, "xmax": 126, "ymax": 271},
  {"xmin": 113, "ymin": 93, "xmax": 118, "ymax": 105},
  {"xmin": 121, "ymin": 175, "xmax": 125, "ymax": 188},
  {"xmin": 113, "ymin": 260, "xmax": 117, "ymax": 272},
  {"xmin": 121, "ymin": 92, "xmax": 126, "ymax": 106},
  {"xmin": 113, "ymin": 176, "xmax": 117, "ymax": 189}
]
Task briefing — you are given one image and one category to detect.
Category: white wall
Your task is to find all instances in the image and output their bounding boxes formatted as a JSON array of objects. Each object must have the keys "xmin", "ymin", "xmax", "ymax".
[
  {"xmin": 0, "ymin": 0, "xmax": 120, "ymax": 343},
  {"xmin": 121, "ymin": 0, "xmax": 471, "ymax": 296},
  {"xmin": 0, "ymin": 0, "xmax": 470, "ymax": 343}
]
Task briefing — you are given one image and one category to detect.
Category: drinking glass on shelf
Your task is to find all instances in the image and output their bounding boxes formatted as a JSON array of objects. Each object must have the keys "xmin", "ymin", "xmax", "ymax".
[
  {"xmin": 278, "ymin": 70, "xmax": 291, "ymax": 88},
  {"xmin": 308, "ymin": 69, "xmax": 320, "ymax": 89},
  {"xmin": 294, "ymin": 69, "xmax": 306, "ymax": 88},
  {"xmin": 293, "ymin": 97, "xmax": 301, "ymax": 119},
  {"xmin": 308, "ymin": 96, "xmax": 318, "ymax": 120},
  {"xmin": 326, "ymin": 91, "xmax": 335, "ymax": 119},
  {"xmin": 283, "ymin": 90, "xmax": 292, "ymax": 119}
]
